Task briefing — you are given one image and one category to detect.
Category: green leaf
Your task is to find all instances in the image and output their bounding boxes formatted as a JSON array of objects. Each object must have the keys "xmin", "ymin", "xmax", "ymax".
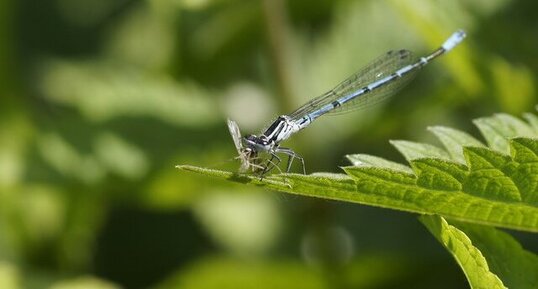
[
  {"xmin": 420, "ymin": 216, "xmax": 506, "ymax": 289},
  {"xmin": 523, "ymin": 112, "xmax": 538, "ymax": 133},
  {"xmin": 346, "ymin": 154, "xmax": 413, "ymax": 173},
  {"xmin": 0, "ymin": 262, "xmax": 20, "ymax": 289},
  {"xmin": 455, "ymin": 222, "xmax": 538, "ymax": 289},
  {"xmin": 410, "ymin": 158, "xmax": 467, "ymax": 191},
  {"xmin": 178, "ymin": 112, "xmax": 538, "ymax": 232},
  {"xmin": 178, "ymin": 152, "xmax": 538, "ymax": 232},
  {"xmin": 389, "ymin": 140, "xmax": 450, "ymax": 161},
  {"xmin": 155, "ymin": 256, "xmax": 326, "ymax": 289},
  {"xmin": 49, "ymin": 276, "xmax": 120, "ymax": 289},
  {"xmin": 509, "ymin": 138, "xmax": 538, "ymax": 204},
  {"xmin": 462, "ymin": 147, "xmax": 522, "ymax": 202},
  {"xmin": 38, "ymin": 60, "xmax": 219, "ymax": 127},
  {"xmin": 421, "ymin": 216, "xmax": 538, "ymax": 289},
  {"xmin": 473, "ymin": 113, "xmax": 535, "ymax": 154},
  {"xmin": 427, "ymin": 126, "xmax": 485, "ymax": 164}
]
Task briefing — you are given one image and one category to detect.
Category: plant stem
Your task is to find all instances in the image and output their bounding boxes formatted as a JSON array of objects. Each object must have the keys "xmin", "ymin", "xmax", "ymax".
[{"xmin": 261, "ymin": 0, "xmax": 295, "ymax": 112}]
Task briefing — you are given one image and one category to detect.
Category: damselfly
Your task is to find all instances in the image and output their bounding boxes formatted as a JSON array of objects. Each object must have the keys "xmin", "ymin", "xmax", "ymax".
[{"xmin": 228, "ymin": 30, "xmax": 466, "ymax": 175}]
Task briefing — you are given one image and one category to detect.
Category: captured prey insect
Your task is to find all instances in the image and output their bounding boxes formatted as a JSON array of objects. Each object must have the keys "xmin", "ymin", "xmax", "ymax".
[{"xmin": 227, "ymin": 30, "xmax": 466, "ymax": 176}]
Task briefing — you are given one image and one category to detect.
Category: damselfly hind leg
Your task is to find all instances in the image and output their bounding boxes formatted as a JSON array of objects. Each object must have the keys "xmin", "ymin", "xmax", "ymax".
[
  {"xmin": 275, "ymin": 147, "xmax": 306, "ymax": 174},
  {"xmin": 258, "ymin": 148, "xmax": 305, "ymax": 179}
]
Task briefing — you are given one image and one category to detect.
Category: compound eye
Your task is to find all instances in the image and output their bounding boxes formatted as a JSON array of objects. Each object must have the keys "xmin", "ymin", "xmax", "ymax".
[{"xmin": 258, "ymin": 136, "xmax": 269, "ymax": 145}]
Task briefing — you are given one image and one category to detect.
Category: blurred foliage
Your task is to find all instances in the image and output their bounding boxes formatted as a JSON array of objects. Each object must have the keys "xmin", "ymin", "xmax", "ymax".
[
  {"xmin": 1, "ymin": 0, "xmax": 537, "ymax": 288},
  {"xmin": 155, "ymin": 254, "xmax": 414, "ymax": 289}
]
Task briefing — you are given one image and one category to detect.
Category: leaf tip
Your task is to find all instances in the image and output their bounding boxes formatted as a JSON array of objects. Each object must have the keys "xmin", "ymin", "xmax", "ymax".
[
  {"xmin": 176, "ymin": 164, "xmax": 196, "ymax": 171},
  {"xmin": 426, "ymin": 125, "xmax": 442, "ymax": 131}
]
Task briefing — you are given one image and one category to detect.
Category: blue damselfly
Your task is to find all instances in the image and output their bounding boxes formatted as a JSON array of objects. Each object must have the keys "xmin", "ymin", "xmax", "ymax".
[{"xmin": 228, "ymin": 30, "xmax": 466, "ymax": 175}]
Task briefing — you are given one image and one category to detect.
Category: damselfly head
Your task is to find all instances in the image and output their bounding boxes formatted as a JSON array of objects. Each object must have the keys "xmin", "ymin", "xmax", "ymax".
[
  {"xmin": 244, "ymin": 134, "xmax": 259, "ymax": 147},
  {"xmin": 243, "ymin": 134, "xmax": 273, "ymax": 153}
]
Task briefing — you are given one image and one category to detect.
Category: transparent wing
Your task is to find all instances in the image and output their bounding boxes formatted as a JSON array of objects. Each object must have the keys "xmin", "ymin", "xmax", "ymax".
[
  {"xmin": 227, "ymin": 119, "xmax": 243, "ymax": 154},
  {"xmin": 288, "ymin": 49, "xmax": 418, "ymax": 119}
]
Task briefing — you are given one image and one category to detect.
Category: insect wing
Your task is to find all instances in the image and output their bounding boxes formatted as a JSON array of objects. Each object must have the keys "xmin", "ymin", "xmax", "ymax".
[{"xmin": 227, "ymin": 119, "xmax": 244, "ymax": 154}]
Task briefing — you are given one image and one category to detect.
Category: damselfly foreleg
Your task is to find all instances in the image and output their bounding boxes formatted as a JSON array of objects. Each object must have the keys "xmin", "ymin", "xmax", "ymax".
[{"xmin": 260, "ymin": 152, "xmax": 282, "ymax": 177}]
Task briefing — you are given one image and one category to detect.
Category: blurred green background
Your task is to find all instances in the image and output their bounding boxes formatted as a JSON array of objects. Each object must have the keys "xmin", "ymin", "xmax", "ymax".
[{"xmin": 1, "ymin": 0, "xmax": 537, "ymax": 288}]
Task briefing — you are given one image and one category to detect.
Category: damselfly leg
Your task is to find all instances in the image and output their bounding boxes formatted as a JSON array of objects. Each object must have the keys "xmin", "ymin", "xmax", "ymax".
[
  {"xmin": 275, "ymin": 147, "xmax": 305, "ymax": 174},
  {"xmin": 259, "ymin": 147, "xmax": 304, "ymax": 177}
]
